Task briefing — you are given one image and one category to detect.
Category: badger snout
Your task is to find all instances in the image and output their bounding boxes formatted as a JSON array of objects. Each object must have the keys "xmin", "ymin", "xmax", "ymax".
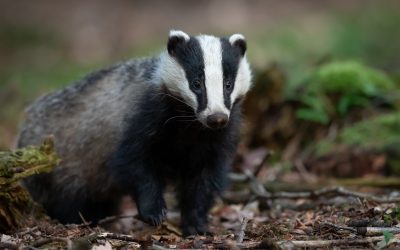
[{"xmin": 206, "ymin": 112, "xmax": 229, "ymax": 129}]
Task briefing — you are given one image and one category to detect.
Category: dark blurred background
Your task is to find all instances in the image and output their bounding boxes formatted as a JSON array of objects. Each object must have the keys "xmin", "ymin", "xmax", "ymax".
[{"xmin": 1, "ymin": 0, "xmax": 400, "ymax": 180}]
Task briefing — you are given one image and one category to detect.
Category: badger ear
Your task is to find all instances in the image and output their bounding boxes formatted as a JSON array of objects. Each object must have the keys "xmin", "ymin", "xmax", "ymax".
[
  {"xmin": 229, "ymin": 34, "xmax": 247, "ymax": 56},
  {"xmin": 167, "ymin": 30, "xmax": 190, "ymax": 56}
]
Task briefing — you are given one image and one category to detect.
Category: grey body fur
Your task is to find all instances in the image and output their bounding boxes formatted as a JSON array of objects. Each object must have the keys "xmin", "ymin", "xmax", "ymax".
[{"xmin": 18, "ymin": 58, "xmax": 157, "ymax": 216}]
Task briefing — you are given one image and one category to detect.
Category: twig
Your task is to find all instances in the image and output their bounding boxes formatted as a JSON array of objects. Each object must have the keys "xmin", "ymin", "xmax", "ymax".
[
  {"xmin": 16, "ymin": 226, "xmax": 38, "ymax": 236},
  {"xmin": 321, "ymin": 222, "xmax": 357, "ymax": 233},
  {"xmin": 78, "ymin": 212, "xmax": 91, "ymax": 226},
  {"xmin": 253, "ymin": 149, "xmax": 273, "ymax": 177},
  {"xmin": 98, "ymin": 233, "xmax": 142, "ymax": 248},
  {"xmin": 97, "ymin": 232, "xmax": 141, "ymax": 242},
  {"xmin": 258, "ymin": 186, "xmax": 400, "ymax": 203},
  {"xmin": 294, "ymin": 159, "xmax": 317, "ymax": 183},
  {"xmin": 71, "ymin": 232, "xmax": 142, "ymax": 249},
  {"xmin": 31, "ymin": 237, "xmax": 70, "ymax": 248},
  {"xmin": 276, "ymin": 235, "xmax": 391, "ymax": 248},
  {"xmin": 98, "ymin": 214, "xmax": 138, "ymax": 225},
  {"xmin": 357, "ymin": 227, "xmax": 400, "ymax": 236},
  {"xmin": 213, "ymin": 240, "xmax": 261, "ymax": 249},
  {"xmin": 236, "ymin": 217, "xmax": 249, "ymax": 243},
  {"xmin": 244, "ymin": 169, "xmax": 268, "ymax": 196},
  {"xmin": 78, "ymin": 211, "xmax": 95, "ymax": 232}
]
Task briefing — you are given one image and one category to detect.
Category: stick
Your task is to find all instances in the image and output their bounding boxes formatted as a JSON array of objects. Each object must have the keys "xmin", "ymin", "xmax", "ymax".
[
  {"xmin": 276, "ymin": 235, "xmax": 389, "ymax": 248},
  {"xmin": 97, "ymin": 232, "xmax": 141, "ymax": 243},
  {"xmin": 321, "ymin": 222, "xmax": 357, "ymax": 233},
  {"xmin": 236, "ymin": 217, "xmax": 249, "ymax": 243},
  {"xmin": 97, "ymin": 214, "xmax": 138, "ymax": 225},
  {"xmin": 294, "ymin": 159, "xmax": 317, "ymax": 183},
  {"xmin": 31, "ymin": 237, "xmax": 70, "ymax": 248},
  {"xmin": 357, "ymin": 227, "xmax": 400, "ymax": 236},
  {"xmin": 253, "ymin": 150, "xmax": 273, "ymax": 177},
  {"xmin": 258, "ymin": 186, "xmax": 400, "ymax": 203},
  {"xmin": 244, "ymin": 169, "xmax": 268, "ymax": 196},
  {"xmin": 71, "ymin": 232, "xmax": 142, "ymax": 249}
]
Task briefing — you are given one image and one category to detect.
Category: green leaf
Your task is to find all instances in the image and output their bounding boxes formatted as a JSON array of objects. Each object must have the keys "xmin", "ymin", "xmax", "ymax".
[
  {"xmin": 296, "ymin": 108, "xmax": 330, "ymax": 124},
  {"xmin": 383, "ymin": 231, "xmax": 394, "ymax": 244}
]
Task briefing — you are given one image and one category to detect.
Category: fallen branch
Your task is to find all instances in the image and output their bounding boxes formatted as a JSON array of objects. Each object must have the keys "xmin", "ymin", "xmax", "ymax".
[
  {"xmin": 275, "ymin": 235, "xmax": 391, "ymax": 248},
  {"xmin": 258, "ymin": 186, "xmax": 400, "ymax": 203},
  {"xmin": 236, "ymin": 217, "xmax": 249, "ymax": 243},
  {"xmin": 357, "ymin": 227, "xmax": 400, "ymax": 236}
]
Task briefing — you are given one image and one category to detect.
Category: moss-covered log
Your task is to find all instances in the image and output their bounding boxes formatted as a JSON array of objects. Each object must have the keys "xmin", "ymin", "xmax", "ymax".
[{"xmin": 0, "ymin": 137, "xmax": 60, "ymax": 232}]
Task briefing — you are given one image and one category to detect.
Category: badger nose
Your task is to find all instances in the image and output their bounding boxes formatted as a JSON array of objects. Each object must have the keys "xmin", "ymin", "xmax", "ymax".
[{"xmin": 206, "ymin": 113, "xmax": 229, "ymax": 129}]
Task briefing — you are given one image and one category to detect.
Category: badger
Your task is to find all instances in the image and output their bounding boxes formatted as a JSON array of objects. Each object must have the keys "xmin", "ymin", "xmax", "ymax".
[{"xmin": 17, "ymin": 30, "xmax": 252, "ymax": 236}]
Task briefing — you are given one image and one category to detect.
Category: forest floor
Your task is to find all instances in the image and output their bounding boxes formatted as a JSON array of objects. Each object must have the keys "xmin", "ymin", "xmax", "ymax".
[{"xmin": 3, "ymin": 178, "xmax": 400, "ymax": 249}]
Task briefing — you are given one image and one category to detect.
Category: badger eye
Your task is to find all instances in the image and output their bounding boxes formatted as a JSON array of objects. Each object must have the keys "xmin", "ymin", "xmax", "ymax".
[
  {"xmin": 192, "ymin": 80, "xmax": 201, "ymax": 90},
  {"xmin": 225, "ymin": 80, "xmax": 232, "ymax": 90}
]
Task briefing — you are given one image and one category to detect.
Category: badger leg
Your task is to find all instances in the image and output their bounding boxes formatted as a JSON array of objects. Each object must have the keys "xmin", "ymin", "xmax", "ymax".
[
  {"xmin": 131, "ymin": 176, "xmax": 166, "ymax": 226},
  {"xmin": 178, "ymin": 166, "xmax": 227, "ymax": 237},
  {"xmin": 109, "ymin": 158, "xmax": 166, "ymax": 226}
]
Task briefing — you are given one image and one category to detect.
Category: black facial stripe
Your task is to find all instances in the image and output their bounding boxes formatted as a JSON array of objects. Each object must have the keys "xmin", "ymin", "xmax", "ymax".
[
  {"xmin": 170, "ymin": 37, "xmax": 207, "ymax": 112},
  {"xmin": 220, "ymin": 38, "xmax": 242, "ymax": 109}
]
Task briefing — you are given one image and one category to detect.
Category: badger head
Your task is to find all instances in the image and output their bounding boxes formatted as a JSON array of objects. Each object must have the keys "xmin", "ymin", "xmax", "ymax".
[{"xmin": 157, "ymin": 30, "xmax": 252, "ymax": 129}]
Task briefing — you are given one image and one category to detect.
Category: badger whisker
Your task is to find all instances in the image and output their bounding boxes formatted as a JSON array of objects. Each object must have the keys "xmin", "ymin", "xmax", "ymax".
[
  {"xmin": 157, "ymin": 92, "xmax": 195, "ymax": 110},
  {"xmin": 163, "ymin": 115, "xmax": 197, "ymax": 126}
]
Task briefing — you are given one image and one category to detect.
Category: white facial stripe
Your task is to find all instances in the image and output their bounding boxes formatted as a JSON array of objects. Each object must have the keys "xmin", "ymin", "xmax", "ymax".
[
  {"xmin": 231, "ymin": 57, "xmax": 252, "ymax": 102},
  {"xmin": 197, "ymin": 35, "xmax": 229, "ymax": 116},
  {"xmin": 156, "ymin": 52, "xmax": 198, "ymax": 110}
]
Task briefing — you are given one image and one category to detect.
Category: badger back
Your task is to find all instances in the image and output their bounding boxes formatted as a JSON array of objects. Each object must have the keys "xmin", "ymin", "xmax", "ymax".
[{"xmin": 16, "ymin": 61, "xmax": 152, "ymax": 187}]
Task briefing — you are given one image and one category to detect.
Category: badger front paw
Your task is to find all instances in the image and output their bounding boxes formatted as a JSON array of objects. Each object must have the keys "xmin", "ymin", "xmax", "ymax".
[
  {"xmin": 182, "ymin": 223, "xmax": 212, "ymax": 237},
  {"xmin": 182, "ymin": 216, "xmax": 211, "ymax": 237},
  {"xmin": 137, "ymin": 198, "xmax": 167, "ymax": 226}
]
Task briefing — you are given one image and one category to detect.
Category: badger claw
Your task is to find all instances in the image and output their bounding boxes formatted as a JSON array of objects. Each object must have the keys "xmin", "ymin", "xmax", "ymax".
[{"xmin": 138, "ymin": 199, "xmax": 167, "ymax": 226}]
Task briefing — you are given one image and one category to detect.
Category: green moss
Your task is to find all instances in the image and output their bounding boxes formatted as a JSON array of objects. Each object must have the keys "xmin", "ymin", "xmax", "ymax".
[
  {"xmin": 339, "ymin": 112, "xmax": 400, "ymax": 149},
  {"xmin": 0, "ymin": 137, "xmax": 60, "ymax": 186},
  {"xmin": 295, "ymin": 61, "xmax": 396, "ymax": 124}
]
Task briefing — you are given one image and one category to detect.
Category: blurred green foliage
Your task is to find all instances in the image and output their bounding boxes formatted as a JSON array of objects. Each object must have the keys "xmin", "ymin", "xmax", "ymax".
[
  {"xmin": 339, "ymin": 112, "xmax": 400, "ymax": 149},
  {"xmin": 294, "ymin": 61, "xmax": 396, "ymax": 124},
  {"xmin": 312, "ymin": 112, "xmax": 400, "ymax": 155}
]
